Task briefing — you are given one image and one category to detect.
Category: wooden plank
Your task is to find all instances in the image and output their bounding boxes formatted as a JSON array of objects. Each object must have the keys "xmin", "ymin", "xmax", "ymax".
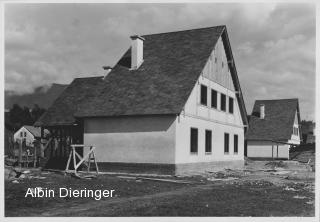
[
  {"xmin": 65, "ymin": 149, "xmax": 72, "ymax": 172},
  {"xmin": 92, "ymin": 148, "xmax": 99, "ymax": 174},
  {"xmin": 75, "ymin": 147, "xmax": 95, "ymax": 169},
  {"xmin": 72, "ymin": 146, "xmax": 77, "ymax": 174}
]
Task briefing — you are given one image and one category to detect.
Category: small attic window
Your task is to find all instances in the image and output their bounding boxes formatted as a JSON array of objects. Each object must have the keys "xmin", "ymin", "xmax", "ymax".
[
  {"xmin": 222, "ymin": 61, "xmax": 224, "ymax": 68},
  {"xmin": 200, "ymin": 84, "xmax": 207, "ymax": 106}
]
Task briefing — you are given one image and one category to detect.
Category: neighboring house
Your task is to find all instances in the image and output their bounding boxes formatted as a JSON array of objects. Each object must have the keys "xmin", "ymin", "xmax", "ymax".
[
  {"xmin": 301, "ymin": 120, "xmax": 315, "ymax": 144},
  {"xmin": 14, "ymin": 125, "xmax": 49, "ymax": 147},
  {"xmin": 246, "ymin": 99, "xmax": 301, "ymax": 160},
  {"xmin": 35, "ymin": 26, "xmax": 248, "ymax": 174}
]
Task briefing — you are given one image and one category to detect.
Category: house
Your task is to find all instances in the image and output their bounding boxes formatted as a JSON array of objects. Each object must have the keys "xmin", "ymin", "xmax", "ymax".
[
  {"xmin": 35, "ymin": 26, "xmax": 248, "ymax": 174},
  {"xmin": 246, "ymin": 99, "xmax": 301, "ymax": 160},
  {"xmin": 14, "ymin": 125, "xmax": 49, "ymax": 147},
  {"xmin": 301, "ymin": 120, "xmax": 315, "ymax": 144}
]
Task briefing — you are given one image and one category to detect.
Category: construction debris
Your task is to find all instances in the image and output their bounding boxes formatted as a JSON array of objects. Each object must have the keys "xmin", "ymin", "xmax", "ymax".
[
  {"xmin": 293, "ymin": 195, "xmax": 307, "ymax": 199},
  {"xmin": 116, "ymin": 175, "xmax": 192, "ymax": 184}
]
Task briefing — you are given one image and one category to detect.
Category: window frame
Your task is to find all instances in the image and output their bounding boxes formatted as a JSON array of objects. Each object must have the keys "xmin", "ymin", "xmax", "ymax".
[
  {"xmin": 229, "ymin": 97, "xmax": 234, "ymax": 114},
  {"xmin": 234, "ymin": 134, "xmax": 238, "ymax": 154},
  {"xmin": 220, "ymin": 93, "xmax": 226, "ymax": 111},
  {"xmin": 190, "ymin": 128, "xmax": 198, "ymax": 154},
  {"xmin": 211, "ymin": 89, "xmax": 218, "ymax": 109},
  {"xmin": 224, "ymin": 133, "xmax": 229, "ymax": 154},
  {"xmin": 200, "ymin": 84, "xmax": 207, "ymax": 106},
  {"xmin": 205, "ymin": 130, "xmax": 212, "ymax": 154}
]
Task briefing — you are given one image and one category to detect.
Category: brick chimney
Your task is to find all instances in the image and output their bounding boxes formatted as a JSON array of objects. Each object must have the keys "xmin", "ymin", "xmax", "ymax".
[
  {"xmin": 260, "ymin": 104, "xmax": 265, "ymax": 119},
  {"xmin": 130, "ymin": 35, "xmax": 145, "ymax": 70}
]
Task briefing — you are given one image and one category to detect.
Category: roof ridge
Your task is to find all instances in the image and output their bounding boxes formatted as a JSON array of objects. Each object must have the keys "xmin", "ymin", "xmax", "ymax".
[
  {"xmin": 255, "ymin": 98, "xmax": 298, "ymax": 102},
  {"xmin": 140, "ymin": 25, "xmax": 226, "ymax": 37},
  {"xmin": 74, "ymin": 76, "xmax": 103, "ymax": 80}
]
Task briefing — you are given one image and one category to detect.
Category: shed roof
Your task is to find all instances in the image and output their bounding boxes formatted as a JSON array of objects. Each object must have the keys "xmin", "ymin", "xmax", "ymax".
[
  {"xmin": 23, "ymin": 125, "xmax": 49, "ymax": 137},
  {"xmin": 35, "ymin": 77, "xmax": 104, "ymax": 126},
  {"xmin": 246, "ymin": 99, "xmax": 301, "ymax": 142},
  {"xmin": 36, "ymin": 26, "xmax": 248, "ymax": 126}
]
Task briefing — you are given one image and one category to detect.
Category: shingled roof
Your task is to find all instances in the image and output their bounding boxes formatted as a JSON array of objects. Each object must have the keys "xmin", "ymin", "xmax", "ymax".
[
  {"xmin": 246, "ymin": 99, "xmax": 301, "ymax": 142},
  {"xmin": 35, "ymin": 77, "xmax": 104, "ymax": 126},
  {"xmin": 36, "ymin": 26, "xmax": 248, "ymax": 126},
  {"xmin": 23, "ymin": 125, "xmax": 49, "ymax": 137}
]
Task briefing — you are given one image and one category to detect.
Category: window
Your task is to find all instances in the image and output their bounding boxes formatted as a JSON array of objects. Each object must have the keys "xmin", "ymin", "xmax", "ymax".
[
  {"xmin": 293, "ymin": 127, "xmax": 299, "ymax": 136},
  {"xmin": 200, "ymin": 85, "xmax": 207, "ymax": 106},
  {"xmin": 221, "ymin": 93, "xmax": 226, "ymax": 111},
  {"xmin": 234, "ymin": 134, "xmax": 238, "ymax": 154},
  {"xmin": 222, "ymin": 61, "xmax": 224, "ymax": 68},
  {"xmin": 190, "ymin": 128, "xmax": 198, "ymax": 154},
  {"xmin": 205, "ymin": 130, "xmax": 212, "ymax": 153},
  {"xmin": 215, "ymin": 57, "xmax": 217, "ymax": 63},
  {"xmin": 224, "ymin": 133, "xmax": 229, "ymax": 153},
  {"xmin": 20, "ymin": 132, "xmax": 23, "ymax": 137},
  {"xmin": 211, "ymin": 90, "xmax": 217, "ymax": 109},
  {"xmin": 229, "ymin": 97, "xmax": 234, "ymax": 114}
]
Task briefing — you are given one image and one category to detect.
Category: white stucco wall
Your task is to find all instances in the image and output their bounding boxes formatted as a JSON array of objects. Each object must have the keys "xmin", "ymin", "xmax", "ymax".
[
  {"xmin": 83, "ymin": 115, "xmax": 176, "ymax": 164},
  {"xmin": 175, "ymin": 115, "xmax": 244, "ymax": 164},
  {"xmin": 247, "ymin": 141, "xmax": 289, "ymax": 159},
  {"xmin": 175, "ymin": 36, "xmax": 245, "ymax": 164},
  {"xmin": 289, "ymin": 110, "xmax": 301, "ymax": 144},
  {"xmin": 13, "ymin": 127, "xmax": 35, "ymax": 147}
]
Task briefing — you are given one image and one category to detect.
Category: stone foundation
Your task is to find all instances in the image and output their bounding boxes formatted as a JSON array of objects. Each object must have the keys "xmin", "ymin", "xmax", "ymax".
[{"xmin": 175, "ymin": 160, "xmax": 244, "ymax": 175}]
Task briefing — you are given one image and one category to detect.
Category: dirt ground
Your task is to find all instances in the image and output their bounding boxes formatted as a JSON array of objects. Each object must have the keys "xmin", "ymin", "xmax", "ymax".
[{"xmin": 5, "ymin": 159, "xmax": 315, "ymax": 217}]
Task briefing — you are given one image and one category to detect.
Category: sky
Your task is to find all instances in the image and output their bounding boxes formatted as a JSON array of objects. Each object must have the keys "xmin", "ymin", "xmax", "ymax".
[{"xmin": 5, "ymin": 3, "xmax": 316, "ymax": 120}]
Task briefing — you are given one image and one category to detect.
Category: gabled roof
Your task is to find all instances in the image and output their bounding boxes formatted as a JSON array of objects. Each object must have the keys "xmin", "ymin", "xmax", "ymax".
[
  {"xmin": 34, "ymin": 77, "xmax": 104, "ymax": 126},
  {"xmin": 36, "ymin": 26, "xmax": 248, "ymax": 126},
  {"xmin": 246, "ymin": 99, "xmax": 301, "ymax": 142},
  {"xmin": 22, "ymin": 125, "xmax": 49, "ymax": 138}
]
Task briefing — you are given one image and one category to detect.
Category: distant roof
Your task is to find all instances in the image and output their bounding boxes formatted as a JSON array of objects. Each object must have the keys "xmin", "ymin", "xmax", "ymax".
[
  {"xmin": 34, "ymin": 77, "xmax": 104, "ymax": 126},
  {"xmin": 36, "ymin": 26, "xmax": 248, "ymax": 126},
  {"xmin": 23, "ymin": 125, "xmax": 49, "ymax": 137},
  {"xmin": 246, "ymin": 99, "xmax": 301, "ymax": 142}
]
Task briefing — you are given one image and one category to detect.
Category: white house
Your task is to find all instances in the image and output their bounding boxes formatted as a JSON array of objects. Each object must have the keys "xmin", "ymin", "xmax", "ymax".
[
  {"xmin": 246, "ymin": 99, "xmax": 301, "ymax": 160},
  {"xmin": 36, "ymin": 26, "xmax": 248, "ymax": 174},
  {"xmin": 14, "ymin": 125, "xmax": 46, "ymax": 147}
]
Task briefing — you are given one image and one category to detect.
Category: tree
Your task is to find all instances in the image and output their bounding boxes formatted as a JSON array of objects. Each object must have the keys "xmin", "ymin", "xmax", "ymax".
[{"xmin": 30, "ymin": 104, "xmax": 46, "ymax": 123}]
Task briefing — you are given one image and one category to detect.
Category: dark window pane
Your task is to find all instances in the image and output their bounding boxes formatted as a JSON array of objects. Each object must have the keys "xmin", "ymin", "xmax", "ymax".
[
  {"xmin": 224, "ymin": 133, "xmax": 229, "ymax": 153},
  {"xmin": 221, "ymin": 94, "xmax": 226, "ymax": 111},
  {"xmin": 229, "ymin": 97, "xmax": 234, "ymax": 114},
  {"xmin": 190, "ymin": 128, "xmax": 198, "ymax": 153},
  {"xmin": 211, "ymin": 90, "xmax": 217, "ymax": 108},
  {"xmin": 205, "ymin": 130, "xmax": 212, "ymax": 153},
  {"xmin": 234, "ymin": 134, "xmax": 238, "ymax": 153},
  {"xmin": 200, "ymin": 85, "xmax": 207, "ymax": 106}
]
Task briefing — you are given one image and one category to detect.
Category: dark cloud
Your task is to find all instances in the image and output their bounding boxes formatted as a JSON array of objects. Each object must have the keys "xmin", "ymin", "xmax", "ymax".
[{"xmin": 5, "ymin": 3, "xmax": 315, "ymax": 120}]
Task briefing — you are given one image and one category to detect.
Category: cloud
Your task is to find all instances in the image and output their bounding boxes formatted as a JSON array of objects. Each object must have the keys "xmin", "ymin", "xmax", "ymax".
[{"xmin": 5, "ymin": 3, "xmax": 315, "ymax": 120}]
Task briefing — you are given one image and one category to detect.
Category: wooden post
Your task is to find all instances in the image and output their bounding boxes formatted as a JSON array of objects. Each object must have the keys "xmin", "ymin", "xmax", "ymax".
[
  {"xmin": 33, "ymin": 144, "xmax": 37, "ymax": 168},
  {"xmin": 40, "ymin": 127, "xmax": 44, "ymax": 158},
  {"xmin": 18, "ymin": 141, "xmax": 22, "ymax": 168},
  {"xmin": 72, "ymin": 146, "xmax": 77, "ymax": 175},
  {"xmin": 276, "ymin": 144, "xmax": 279, "ymax": 159},
  {"xmin": 271, "ymin": 143, "xmax": 274, "ymax": 160}
]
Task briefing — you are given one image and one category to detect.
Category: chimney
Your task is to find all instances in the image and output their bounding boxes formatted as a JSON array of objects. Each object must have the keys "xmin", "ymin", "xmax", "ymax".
[
  {"xmin": 102, "ymin": 66, "xmax": 112, "ymax": 79},
  {"xmin": 260, "ymin": 104, "xmax": 265, "ymax": 119},
  {"xmin": 130, "ymin": 35, "xmax": 145, "ymax": 70}
]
